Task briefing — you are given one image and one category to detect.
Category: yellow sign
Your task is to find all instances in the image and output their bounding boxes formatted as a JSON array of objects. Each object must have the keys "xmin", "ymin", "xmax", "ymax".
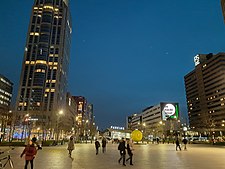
[{"xmin": 131, "ymin": 130, "xmax": 142, "ymax": 142}]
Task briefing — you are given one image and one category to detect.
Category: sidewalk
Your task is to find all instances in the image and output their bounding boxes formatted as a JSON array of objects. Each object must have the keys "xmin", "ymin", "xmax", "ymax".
[{"xmin": 2, "ymin": 143, "xmax": 225, "ymax": 169}]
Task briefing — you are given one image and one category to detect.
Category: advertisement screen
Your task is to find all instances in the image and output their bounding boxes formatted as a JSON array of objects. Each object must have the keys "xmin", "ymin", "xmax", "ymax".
[{"xmin": 160, "ymin": 103, "xmax": 179, "ymax": 121}]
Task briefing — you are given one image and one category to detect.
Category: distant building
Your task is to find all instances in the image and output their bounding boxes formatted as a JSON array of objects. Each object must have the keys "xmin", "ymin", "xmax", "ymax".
[
  {"xmin": 72, "ymin": 96, "xmax": 96, "ymax": 140},
  {"xmin": 0, "ymin": 74, "xmax": 13, "ymax": 113},
  {"xmin": 65, "ymin": 92, "xmax": 77, "ymax": 134},
  {"xmin": 184, "ymin": 53, "xmax": 225, "ymax": 135},
  {"xmin": 103, "ymin": 126, "xmax": 131, "ymax": 140},
  {"xmin": 15, "ymin": 0, "xmax": 72, "ymax": 139},
  {"xmin": 127, "ymin": 102, "xmax": 180, "ymax": 139}
]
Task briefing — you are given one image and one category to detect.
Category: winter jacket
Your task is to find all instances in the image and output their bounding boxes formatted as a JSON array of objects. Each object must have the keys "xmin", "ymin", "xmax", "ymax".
[{"xmin": 21, "ymin": 144, "xmax": 37, "ymax": 161}]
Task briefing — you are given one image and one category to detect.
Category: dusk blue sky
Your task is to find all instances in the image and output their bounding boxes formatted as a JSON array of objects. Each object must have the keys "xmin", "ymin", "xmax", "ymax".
[{"xmin": 0, "ymin": 0, "xmax": 225, "ymax": 129}]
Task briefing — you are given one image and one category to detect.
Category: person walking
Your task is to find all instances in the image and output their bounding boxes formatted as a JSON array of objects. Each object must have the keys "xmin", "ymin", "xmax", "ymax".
[
  {"xmin": 102, "ymin": 137, "xmax": 107, "ymax": 153},
  {"xmin": 118, "ymin": 137, "xmax": 126, "ymax": 166},
  {"xmin": 67, "ymin": 136, "xmax": 75, "ymax": 157},
  {"xmin": 95, "ymin": 139, "xmax": 100, "ymax": 155},
  {"xmin": 182, "ymin": 138, "xmax": 188, "ymax": 150},
  {"xmin": 175, "ymin": 138, "xmax": 181, "ymax": 151},
  {"xmin": 20, "ymin": 142, "xmax": 37, "ymax": 169},
  {"xmin": 126, "ymin": 139, "xmax": 134, "ymax": 165}
]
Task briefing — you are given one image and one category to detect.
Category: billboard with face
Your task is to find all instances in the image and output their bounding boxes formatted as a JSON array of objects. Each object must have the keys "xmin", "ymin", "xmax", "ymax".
[{"xmin": 160, "ymin": 103, "xmax": 179, "ymax": 121}]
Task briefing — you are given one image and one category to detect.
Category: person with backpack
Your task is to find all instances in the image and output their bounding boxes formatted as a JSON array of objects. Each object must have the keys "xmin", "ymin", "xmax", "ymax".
[
  {"xmin": 118, "ymin": 137, "xmax": 126, "ymax": 166},
  {"xmin": 20, "ymin": 141, "xmax": 37, "ymax": 169}
]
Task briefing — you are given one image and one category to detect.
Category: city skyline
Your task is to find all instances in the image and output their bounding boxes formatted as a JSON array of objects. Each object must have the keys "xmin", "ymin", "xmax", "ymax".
[{"xmin": 1, "ymin": 0, "xmax": 225, "ymax": 129}]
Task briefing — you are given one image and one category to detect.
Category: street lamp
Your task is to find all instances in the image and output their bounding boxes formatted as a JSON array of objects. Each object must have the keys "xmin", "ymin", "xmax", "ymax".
[{"xmin": 56, "ymin": 110, "xmax": 63, "ymax": 143}]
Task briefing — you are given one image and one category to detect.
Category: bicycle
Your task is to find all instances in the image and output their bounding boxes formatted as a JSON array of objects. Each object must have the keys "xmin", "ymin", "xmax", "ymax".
[{"xmin": 0, "ymin": 147, "xmax": 14, "ymax": 168}]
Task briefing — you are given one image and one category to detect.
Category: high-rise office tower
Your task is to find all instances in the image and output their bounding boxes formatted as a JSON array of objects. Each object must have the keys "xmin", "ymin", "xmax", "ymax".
[
  {"xmin": 184, "ymin": 53, "xmax": 225, "ymax": 134},
  {"xmin": 15, "ymin": 0, "xmax": 72, "ymax": 133}
]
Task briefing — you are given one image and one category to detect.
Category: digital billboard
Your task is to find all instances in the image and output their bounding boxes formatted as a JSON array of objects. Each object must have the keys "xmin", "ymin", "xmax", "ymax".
[{"xmin": 160, "ymin": 103, "xmax": 179, "ymax": 121}]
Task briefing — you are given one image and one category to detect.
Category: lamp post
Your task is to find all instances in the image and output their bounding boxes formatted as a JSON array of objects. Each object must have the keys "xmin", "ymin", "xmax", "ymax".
[{"xmin": 56, "ymin": 110, "xmax": 63, "ymax": 143}]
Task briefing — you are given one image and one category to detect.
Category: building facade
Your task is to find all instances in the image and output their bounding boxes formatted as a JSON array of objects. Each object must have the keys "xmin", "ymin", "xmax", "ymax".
[
  {"xmin": 127, "ymin": 102, "xmax": 180, "ymax": 139},
  {"xmin": 72, "ymin": 96, "xmax": 96, "ymax": 141},
  {"xmin": 15, "ymin": 0, "xmax": 72, "ymax": 139},
  {"xmin": 0, "ymin": 75, "xmax": 13, "ymax": 114},
  {"xmin": 184, "ymin": 53, "xmax": 225, "ymax": 135}
]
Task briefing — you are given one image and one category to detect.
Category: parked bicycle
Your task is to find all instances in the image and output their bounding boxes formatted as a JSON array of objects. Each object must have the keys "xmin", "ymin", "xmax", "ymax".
[{"xmin": 0, "ymin": 147, "xmax": 14, "ymax": 168}]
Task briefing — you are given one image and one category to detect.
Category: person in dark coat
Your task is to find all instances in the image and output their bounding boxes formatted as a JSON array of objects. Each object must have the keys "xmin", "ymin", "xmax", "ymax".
[
  {"xmin": 95, "ymin": 139, "xmax": 100, "ymax": 155},
  {"xmin": 182, "ymin": 138, "xmax": 188, "ymax": 150},
  {"xmin": 126, "ymin": 139, "xmax": 134, "ymax": 165},
  {"xmin": 118, "ymin": 138, "xmax": 126, "ymax": 166},
  {"xmin": 67, "ymin": 136, "xmax": 75, "ymax": 156},
  {"xmin": 176, "ymin": 138, "xmax": 181, "ymax": 151},
  {"xmin": 21, "ymin": 142, "xmax": 37, "ymax": 169},
  {"xmin": 102, "ymin": 137, "xmax": 107, "ymax": 153}
]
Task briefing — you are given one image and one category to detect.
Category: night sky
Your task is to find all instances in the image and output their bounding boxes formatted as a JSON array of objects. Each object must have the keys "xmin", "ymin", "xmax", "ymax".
[{"xmin": 0, "ymin": 0, "xmax": 225, "ymax": 130}]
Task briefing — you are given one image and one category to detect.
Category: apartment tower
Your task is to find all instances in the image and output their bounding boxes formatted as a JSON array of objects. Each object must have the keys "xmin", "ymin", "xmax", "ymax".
[
  {"xmin": 184, "ymin": 53, "xmax": 225, "ymax": 134},
  {"xmin": 15, "ymin": 0, "xmax": 72, "ymax": 133}
]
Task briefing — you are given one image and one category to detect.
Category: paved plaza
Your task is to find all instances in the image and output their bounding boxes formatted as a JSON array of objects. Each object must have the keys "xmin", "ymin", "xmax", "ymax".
[{"xmin": 0, "ymin": 143, "xmax": 225, "ymax": 169}]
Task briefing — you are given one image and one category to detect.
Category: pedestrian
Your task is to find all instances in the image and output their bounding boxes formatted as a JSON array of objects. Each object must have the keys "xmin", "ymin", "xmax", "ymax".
[
  {"xmin": 182, "ymin": 138, "xmax": 188, "ymax": 150},
  {"xmin": 31, "ymin": 135, "xmax": 37, "ymax": 143},
  {"xmin": 102, "ymin": 137, "xmax": 107, "ymax": 153},
  {"xmin": 126, "ymin": 139, "xmax": 134, "ymax": 165},
  {"xmin": 95, "ymin": 139, "xmax": 100, "ymax": 155},
  {"xmin": 175, "ymin": 138, "xmax": 181, "ymax": 151},
  {"xmin": 118, "ymin": 137, "xmax": 126, "ymax": 166},
  {"xmin": 20, "ymin": 142, "xmax": 37, "ymax": 169},
  {"xmin": 67, "ymin": 136, "xmax": 75, "ymax": 157}
]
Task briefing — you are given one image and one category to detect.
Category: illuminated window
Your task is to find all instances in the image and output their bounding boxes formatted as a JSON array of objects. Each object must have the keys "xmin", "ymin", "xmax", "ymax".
[
  {"xmin": 30, "ymin": 32, "xmax": 39, "ymax": 36},
  {"xmin": 51, "ymin": 89, "xmax": 55, "ymax": 92},
  {"xmin": 36, "ymin": 60, "xmax": 47, "ymax": 64},
  {"xmin": 25, "ymin": 61, "xmax": 30, "ymax": 64},
  {"xmin": 35, "ymin": 69, "xmax": 45, "ymax": 73},
  {"xmin": 37, "ymin": 102, "xmax": 41, "ymax": 106},
  {"xmin": 43, "ymin": 5, "xmax": 54, "ymax": 10},
  {"xmin": 45, "ymin": 89, "xmax": 50, "ymax": 92}
]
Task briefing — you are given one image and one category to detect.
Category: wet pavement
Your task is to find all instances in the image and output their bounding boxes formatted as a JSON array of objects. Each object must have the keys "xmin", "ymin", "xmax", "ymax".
[{"xmin": 1, "ymin": 143, "xmax": 225, "ymax": 169}]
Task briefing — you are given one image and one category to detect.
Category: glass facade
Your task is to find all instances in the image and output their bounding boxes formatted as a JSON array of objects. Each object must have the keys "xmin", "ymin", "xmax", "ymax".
[{"xmin": 16, "ymin": 0, "xmax": 72, "ymax": 128}]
